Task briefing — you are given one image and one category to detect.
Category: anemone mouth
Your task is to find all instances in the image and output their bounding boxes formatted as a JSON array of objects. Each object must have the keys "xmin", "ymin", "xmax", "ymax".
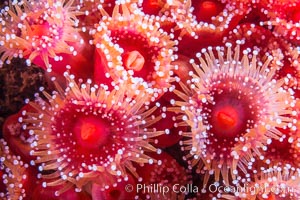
[
  {"xmin": 73, "ymin": 116, "xmax": 110, "ymax": 149},
  {"xmin": 110, "ymin": 30, "xmax": 159, "ymax": 81},
  {"xmin": 26, "ymin": 73, "xmax": 163, "ymax": 195},
  {"xmin": 197, "ymin": 74, "xmax": 267, "ymax": 156},
  {"xmin": 207, "ymin": 95, "xmax": 247, "ymax": 140},
  {"xmin": 93, "ymin": 4, "xmax": 175, "ymax": 91},
  {"xmin": 54, "ymin": 103, "xmax": 126, "ymax": 153},
  {"xmin": 50, "ymin": 100, "xmax": 132, "ymax": 173},
  {"xmin": 203, "ymin": 79, "xmax": 259, "ymax": 138}
]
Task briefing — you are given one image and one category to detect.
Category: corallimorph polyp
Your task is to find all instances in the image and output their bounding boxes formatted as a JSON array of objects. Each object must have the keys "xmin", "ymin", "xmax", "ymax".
[
  {"xmin": 171, "ymin": 44, "xmax": 297, "ymax": 185},
  {"xmin": 24, "ymin": 73, "xmax": 163, "ymax": 195},
  {"xmin": 0, "ymin": 0, "xmax": 80, "ymax": 68},
  {"xmin": 93, "ymin": 4, "xmax": 175, "ymax": 97}
]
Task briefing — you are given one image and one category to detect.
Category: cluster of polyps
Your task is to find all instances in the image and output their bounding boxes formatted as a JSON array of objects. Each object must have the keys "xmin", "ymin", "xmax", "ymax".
[{"xmin": 0, "ymin": 0, "xmax": 299, "ymax": 199}]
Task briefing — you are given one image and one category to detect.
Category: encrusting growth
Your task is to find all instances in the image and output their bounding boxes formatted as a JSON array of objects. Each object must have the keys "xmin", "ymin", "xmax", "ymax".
[{"xmin": 0, "ymin": 0, "xmax": 299, "ymax": 199}]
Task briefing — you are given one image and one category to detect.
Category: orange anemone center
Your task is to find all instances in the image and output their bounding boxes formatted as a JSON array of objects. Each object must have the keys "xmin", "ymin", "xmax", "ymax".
[
  {"xmin": 74, "ymin": 116, "xmax": 109, "ymax": 149},
  {"xmin": 148, "ymin": 0, "xmax": 160, "ymax": 7},
  {"xmin": 31, "ymin": 24, "xmax": 49, "ymax": 37},
  {"xmin": 201, "ymin": 1, "xmax": 217, "ymax": 13},
  {"xmin": 216, "ymin": 106, "xmax": 238, "ymax": 127},
  {"xmin": 123, "ymin": 50, "xmax": 145, "ymax": 71},
  {"xmin": 211, "ymin": 99, "xmax": 246, "ymax": 137}
]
